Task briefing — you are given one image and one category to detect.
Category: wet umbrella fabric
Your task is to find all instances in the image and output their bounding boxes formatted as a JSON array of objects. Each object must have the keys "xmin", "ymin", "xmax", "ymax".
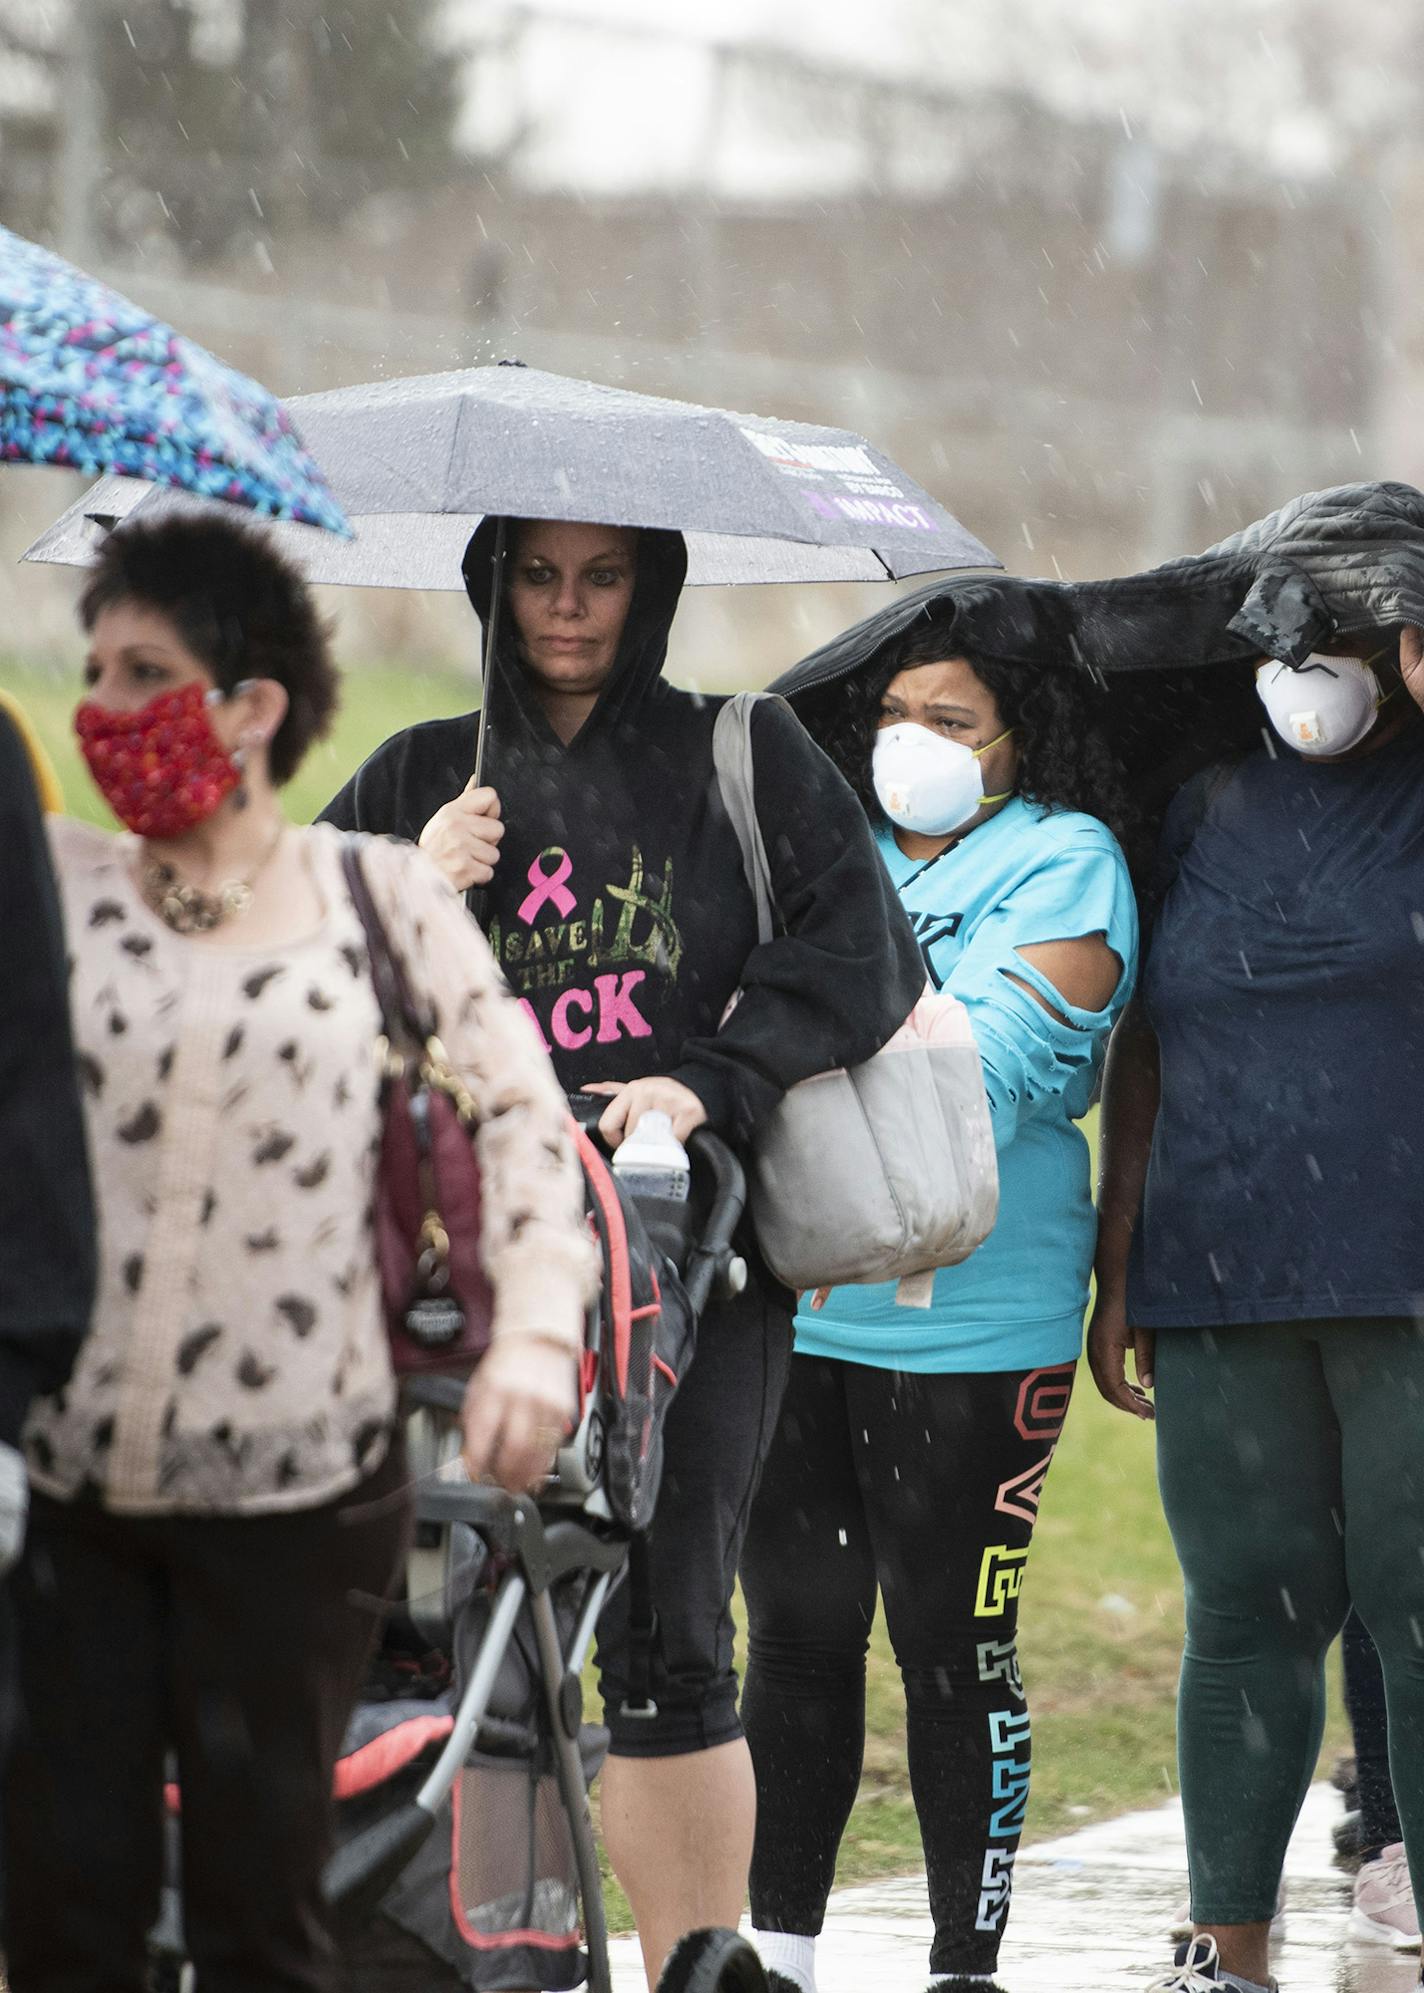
[
  {"xmin": 769, "ymin": 480, "xmax": 1424, "ymax": 816},
  {"xmin": 0, "ymin": 225, "xmax": 349, "ymax": 535},
  {"xmin": 23, "ymin": 476, "xmax": 912, "ymax": 589},
  {"xmin": 21, "ymin": 362, "xmax": 996, "ymax": 586}
]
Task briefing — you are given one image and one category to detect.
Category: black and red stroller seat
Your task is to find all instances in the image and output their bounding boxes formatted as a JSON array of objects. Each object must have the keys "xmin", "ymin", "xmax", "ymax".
[
  {"xmin": 148, "ymin": 1109, "xmax": 767, "ymax": 1993},
  {"xmin": 321, "ymin": 1105, "xmax": 759, "ymax": 1993}
]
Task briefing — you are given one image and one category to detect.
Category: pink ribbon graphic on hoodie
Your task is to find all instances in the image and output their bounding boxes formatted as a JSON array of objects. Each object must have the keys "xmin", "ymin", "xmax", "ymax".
[{"xmin": 518, "ymin": 846, "xmax": 577, "ymax": 925}]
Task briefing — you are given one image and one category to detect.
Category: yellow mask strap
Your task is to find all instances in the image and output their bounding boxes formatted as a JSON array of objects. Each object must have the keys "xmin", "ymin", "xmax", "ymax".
[
  {"xmin": 1359, "ymin": 645, "xmax": 1401, "ymax": 711},
  {"xmin": 974, "ymin": 726, "xmax": 1016, "ymax": 806}
]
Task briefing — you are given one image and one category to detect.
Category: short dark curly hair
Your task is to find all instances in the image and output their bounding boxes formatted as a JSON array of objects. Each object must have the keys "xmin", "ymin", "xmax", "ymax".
[
  {"xmin": 798, "ymin": 611, "xmax": 1140, "ymax": 860},
  {"xmin": 78, "ymin": 512, "xmax": 338, "ymax": 785}
]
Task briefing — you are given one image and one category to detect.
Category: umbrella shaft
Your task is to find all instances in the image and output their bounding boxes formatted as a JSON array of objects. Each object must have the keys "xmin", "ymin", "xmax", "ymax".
[{"xmin": 473, "ymin": 515, "xmax": 507, "ymax": 790}]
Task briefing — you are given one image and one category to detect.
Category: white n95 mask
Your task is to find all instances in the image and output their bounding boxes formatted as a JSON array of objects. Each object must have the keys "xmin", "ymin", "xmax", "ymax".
[
  {"xmin": 872, "ymin": 722, "xmax": 1014, "ymax": 837},
  {"xmin": 1255, "ymin": 653, "xmax": 1390, "ymax": 757}
]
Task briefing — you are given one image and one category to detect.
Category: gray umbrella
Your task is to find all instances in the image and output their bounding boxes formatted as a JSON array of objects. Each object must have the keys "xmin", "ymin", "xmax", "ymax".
[
  {"xmin": 24, "ymin": 480, "xmax": 919, "ymax": 589},
  {"xmin": 25, "ymin": 362, "xmax": 999, "ymax": 786},
  {"xmin": 22, "ymin": 363, "xmax": 996, "ymax": 587}
]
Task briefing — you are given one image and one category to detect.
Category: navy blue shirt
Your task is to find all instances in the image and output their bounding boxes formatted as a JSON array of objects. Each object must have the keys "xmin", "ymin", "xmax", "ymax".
[{"xmin": 1129, "ymin": 723, "xmax": 1424, "ymax": 1327}]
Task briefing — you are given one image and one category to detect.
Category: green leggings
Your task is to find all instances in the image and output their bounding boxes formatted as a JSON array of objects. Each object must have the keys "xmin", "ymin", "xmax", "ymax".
[{"xmin": 1155, "ymin": 1318, "xmax": 1424, "ymax": 1926}]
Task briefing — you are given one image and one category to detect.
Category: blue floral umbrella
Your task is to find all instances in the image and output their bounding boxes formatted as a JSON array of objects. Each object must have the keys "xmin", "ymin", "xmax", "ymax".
[{"xmin": 0, "ymin": 225, "xmax": 349, "ymax": 535}]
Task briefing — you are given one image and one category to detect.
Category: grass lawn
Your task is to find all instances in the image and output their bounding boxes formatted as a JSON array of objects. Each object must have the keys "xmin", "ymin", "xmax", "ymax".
[{"xmin": 3, "ymin": 656, "xmax": 1348, "ymax": 1914}]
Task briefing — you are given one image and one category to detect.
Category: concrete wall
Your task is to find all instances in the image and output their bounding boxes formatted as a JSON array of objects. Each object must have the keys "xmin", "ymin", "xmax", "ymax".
[{"xmin": 1, "ymin": 99, "xmax": 1400, "ymax": 690}]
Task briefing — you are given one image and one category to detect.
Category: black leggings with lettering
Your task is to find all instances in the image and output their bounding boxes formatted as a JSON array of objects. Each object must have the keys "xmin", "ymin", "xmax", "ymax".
[{"xmin": 741, "ymin": 1350, "xmax": 1073, "ymax": 1977}]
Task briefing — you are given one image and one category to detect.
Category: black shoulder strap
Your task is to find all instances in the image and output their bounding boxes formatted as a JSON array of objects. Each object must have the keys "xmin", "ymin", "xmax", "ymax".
[{"xmin": 1143, "ymin": 758, "xmax": 1240, "ymax": 931}]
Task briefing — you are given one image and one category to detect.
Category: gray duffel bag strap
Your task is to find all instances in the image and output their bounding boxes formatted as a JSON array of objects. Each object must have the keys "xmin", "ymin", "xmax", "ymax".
[
  {"xmin": 711, "ymin": 689, "xmax": 998, "ymax": 1294},
  {"xmin": 712, "ymin": 692, "xmax": 776, "ymax": 947}
]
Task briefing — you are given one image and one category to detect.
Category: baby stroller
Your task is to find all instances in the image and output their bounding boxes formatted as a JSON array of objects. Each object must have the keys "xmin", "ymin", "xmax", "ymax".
[{"xmin": 149, "ymin": 1101, "xmax": 768, "ymax": 1993}]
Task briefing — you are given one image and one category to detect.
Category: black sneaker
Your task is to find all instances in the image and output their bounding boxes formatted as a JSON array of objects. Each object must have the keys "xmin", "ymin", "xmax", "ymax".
[
  {"xmin": 1333, "ymin": 1807, "xmax": 1365, "ymax": 1870},
  {"xmin": 1331, "ymin": 1751, "xmax": 1359, "ymax": 1801},
  {"xmin": 764, "ymin": 1975, "xmax": 802, "ymax": 1993},
  {"xmin": 1146, "ymin": 1935, "xmax": 1278, "ymax": 1992}
]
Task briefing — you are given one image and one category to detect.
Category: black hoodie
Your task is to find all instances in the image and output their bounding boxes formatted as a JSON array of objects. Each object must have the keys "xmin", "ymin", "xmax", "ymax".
[{"xmin": 321, "ymin": 519, "xmax": 922, "ymax": 1144}]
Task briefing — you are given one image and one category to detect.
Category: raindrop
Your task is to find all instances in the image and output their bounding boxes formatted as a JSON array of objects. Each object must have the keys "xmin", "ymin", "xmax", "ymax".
[{"xmin": 837, "ymin": 1528, "xmax": 848, "ymax": 1547}]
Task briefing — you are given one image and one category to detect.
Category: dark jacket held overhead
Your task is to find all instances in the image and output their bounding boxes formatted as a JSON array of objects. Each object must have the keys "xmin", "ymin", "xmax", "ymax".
[{"xmin": 322, "ymin": 520, "xmax": 923, "ymax": 1144}]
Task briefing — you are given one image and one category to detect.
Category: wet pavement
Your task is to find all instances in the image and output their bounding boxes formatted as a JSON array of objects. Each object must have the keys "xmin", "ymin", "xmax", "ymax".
[{"xmin": 609, "ymin": 1783, "xmax": 1421, "ymax": 1991}]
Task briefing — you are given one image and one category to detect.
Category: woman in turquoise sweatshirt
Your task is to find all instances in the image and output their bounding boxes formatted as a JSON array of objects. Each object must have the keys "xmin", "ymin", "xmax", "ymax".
[{"xmin": 742, "ymin": 609, "xmax": 1139, "ymax": 1993}]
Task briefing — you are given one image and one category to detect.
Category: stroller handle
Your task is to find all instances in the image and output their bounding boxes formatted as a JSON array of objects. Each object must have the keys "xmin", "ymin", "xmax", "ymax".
[
  {"xmin": 569, "ymin": 1093, "xmax": 748, "ymax": 1315},
  {"xmin": 401, "ymin": 1372, "xmax": 466, "ymax": 1417},
  {"xmin": 683, "ymin": 1127, "xmax": 748, "ymax": 1317}
]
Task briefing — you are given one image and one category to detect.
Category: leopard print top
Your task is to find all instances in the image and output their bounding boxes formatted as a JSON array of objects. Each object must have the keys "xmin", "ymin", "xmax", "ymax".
[{"xmin": 27, "ymin": 819, "xmax": 594, "ymax": 1516}]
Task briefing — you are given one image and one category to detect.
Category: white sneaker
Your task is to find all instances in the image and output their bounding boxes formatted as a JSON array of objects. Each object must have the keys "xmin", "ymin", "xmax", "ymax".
[
  {"xmin": 1148, "ymin": 1935, "xmax": 1278, "ymax": 1992},
  {"xmin": 1168, "ymin": 1881, "xmax": 1287, "ymax": 1942},
  {"xmin": 1348, "ymin": 1843, "xmax": 1421, "ymax": 1950}
]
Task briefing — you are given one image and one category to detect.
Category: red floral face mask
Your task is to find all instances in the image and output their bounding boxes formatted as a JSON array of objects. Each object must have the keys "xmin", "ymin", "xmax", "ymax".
[{"xmin": 74, "ymin": 681, "xmax": 243, "ymax": 839}]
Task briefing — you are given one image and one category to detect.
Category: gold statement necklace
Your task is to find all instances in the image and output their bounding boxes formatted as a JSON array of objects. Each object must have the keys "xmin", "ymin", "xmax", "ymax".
[{"xmin": 140, "ymin": 818, "xmax": 287, "ymax": 935}]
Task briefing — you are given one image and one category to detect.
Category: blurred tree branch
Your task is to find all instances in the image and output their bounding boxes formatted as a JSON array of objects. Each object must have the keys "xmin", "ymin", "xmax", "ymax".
[{"xmin": 0, "ymin": 0, "xmax": 509, "ymax": 266}]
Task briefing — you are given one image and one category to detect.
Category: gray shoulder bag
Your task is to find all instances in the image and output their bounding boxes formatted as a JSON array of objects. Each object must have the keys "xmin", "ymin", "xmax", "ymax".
[{"xmin": 713, "ymin": 692, "xmax": 999, "ymax": 1295}]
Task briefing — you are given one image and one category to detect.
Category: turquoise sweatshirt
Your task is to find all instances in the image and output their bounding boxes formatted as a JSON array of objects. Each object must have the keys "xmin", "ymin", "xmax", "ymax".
[{"xmin": 795, "ymin": 799, "xmax": 1138, "ymax": 1373}]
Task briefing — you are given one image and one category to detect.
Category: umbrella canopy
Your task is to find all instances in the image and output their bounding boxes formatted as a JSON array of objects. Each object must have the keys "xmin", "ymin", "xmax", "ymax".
[
  {"xmin": 22, "ymin": 362, "xmax": 995, "ymax": 586},
  {"xmin": 0, "ymin": 225, "xmax": 349, "ymax": 535},
  {"xmin": 25, "ymin": 477, "xmax": 916, "ymax": 590}
]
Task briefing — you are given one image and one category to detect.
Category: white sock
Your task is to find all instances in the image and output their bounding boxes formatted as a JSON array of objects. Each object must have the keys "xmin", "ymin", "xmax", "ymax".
[{"xmin": 753, "ymin": 1929, "xmax": 817, "ymax": 1992}]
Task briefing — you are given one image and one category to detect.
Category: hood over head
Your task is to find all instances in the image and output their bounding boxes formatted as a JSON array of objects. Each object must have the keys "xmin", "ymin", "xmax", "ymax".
[{"xmin": 462, "ymin": 515, "xmax": 688, "ymax": 751}]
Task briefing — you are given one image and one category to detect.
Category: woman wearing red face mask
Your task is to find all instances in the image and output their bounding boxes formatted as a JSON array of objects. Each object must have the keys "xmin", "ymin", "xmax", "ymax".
[{"xmin": 4, "ymin": 514, "xmax": 596, "ymax": 1993}]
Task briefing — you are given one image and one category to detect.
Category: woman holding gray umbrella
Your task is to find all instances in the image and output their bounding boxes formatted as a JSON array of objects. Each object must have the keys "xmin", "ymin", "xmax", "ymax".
[{"xmin": 321, "ymin": 512, "xmax": 924, "ymax": 1986}]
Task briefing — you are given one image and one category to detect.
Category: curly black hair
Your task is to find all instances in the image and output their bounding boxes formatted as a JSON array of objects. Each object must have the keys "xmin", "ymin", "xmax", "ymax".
[
  {"xmin": 797, "ymin": 612, "xmax": 1140, "ymax": 861},
  {"xmin": 78, "ymin": 512, "xmax": 339, "ymax": 786}
]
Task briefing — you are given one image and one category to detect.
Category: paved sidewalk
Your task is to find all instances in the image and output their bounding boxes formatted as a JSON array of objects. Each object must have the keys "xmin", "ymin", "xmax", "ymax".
[{"xmin": 609, "ymin": 1783, "xmax": 1420, "ymax": 1991}]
